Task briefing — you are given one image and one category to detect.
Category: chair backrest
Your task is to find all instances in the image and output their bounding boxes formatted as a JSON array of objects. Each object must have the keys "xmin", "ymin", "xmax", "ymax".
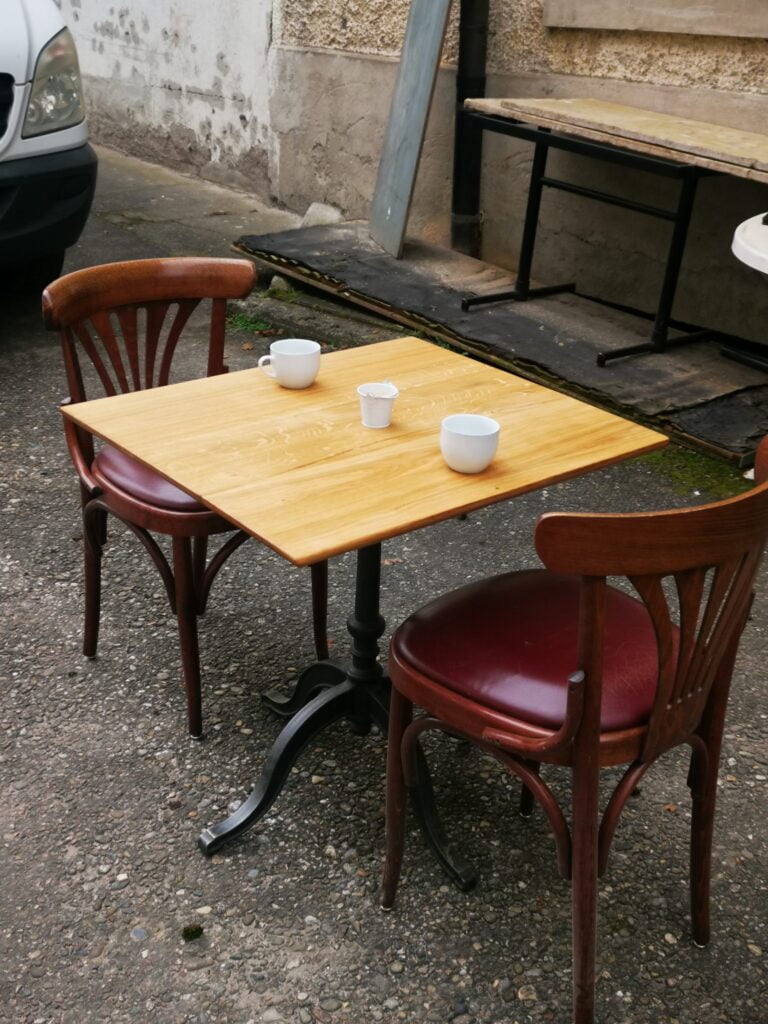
[
  {"xmin": 43, "ymin": 257, "xmax": 256, "ymax": 402},
  {"xmin": 534, "ymin": 472, "xmax": 768, "ymax": 761}
]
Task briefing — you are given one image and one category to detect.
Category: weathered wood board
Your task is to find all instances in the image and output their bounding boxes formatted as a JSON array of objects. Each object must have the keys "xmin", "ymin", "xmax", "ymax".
[
  {"xmin": 543, "ymin": 0, "xmax": 768, "ymax": 39},
  {"xmin": 234, "ymin": 223, "xmax": 768, "ymax": 462},
  {"xmin": 368, "ymin": 0, "xmax": 452, "ymax": 258},
  {"xmin": 465, "ymin": 97, "xmax": 768, "ymax": 183}
]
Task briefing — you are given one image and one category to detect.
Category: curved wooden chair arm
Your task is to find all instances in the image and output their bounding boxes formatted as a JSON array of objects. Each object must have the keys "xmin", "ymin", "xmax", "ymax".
[
  {"xmin": 61, "ymin": 404, "xmax": 99, "ymax": 492},
  {"xmin": 481, "ymin": 670, "xmax": 585, "ymax": 757}
]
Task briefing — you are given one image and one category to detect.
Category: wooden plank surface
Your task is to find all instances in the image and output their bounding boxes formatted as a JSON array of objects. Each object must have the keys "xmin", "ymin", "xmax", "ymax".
[
  {"xmin": 543, "ymin": 0, "xmax": 768, "ymax": 38},
  {"xmin": 465, "ymin": 97, "xmax": 768, "ymax": 183},
  {"xmin": 62, "ymin": 338, "xmax": 666, "ymax": 565},
  {"xmin": 368, "ymin": 0, "xmax": 452, "ymax": 258}
]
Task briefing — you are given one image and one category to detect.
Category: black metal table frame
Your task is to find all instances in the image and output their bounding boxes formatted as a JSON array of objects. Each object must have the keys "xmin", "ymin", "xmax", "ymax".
[
  {"xmin": 198, "ymin": 542, "xmax": 476, "ymax": 891},
  {"xmin": 456, "ymin": 109, "xmax": 720, "ymax": 366}
]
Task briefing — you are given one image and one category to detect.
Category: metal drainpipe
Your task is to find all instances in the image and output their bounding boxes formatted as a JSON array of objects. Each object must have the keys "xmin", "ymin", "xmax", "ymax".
[{"xmin": 451, "ymin": 0, "xmax": 489, "ymax": 257}]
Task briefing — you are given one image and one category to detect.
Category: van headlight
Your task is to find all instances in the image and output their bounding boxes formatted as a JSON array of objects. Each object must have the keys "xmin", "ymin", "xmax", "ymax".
[{"xmin": 22, "ymin": 28, "xmax": 85, "ymax": 138}]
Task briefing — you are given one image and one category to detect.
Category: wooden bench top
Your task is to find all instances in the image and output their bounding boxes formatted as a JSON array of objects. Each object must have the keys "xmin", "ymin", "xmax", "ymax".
[{"xmin": 464, "ymin": 97, "xmax": 768, "ymax": 184}]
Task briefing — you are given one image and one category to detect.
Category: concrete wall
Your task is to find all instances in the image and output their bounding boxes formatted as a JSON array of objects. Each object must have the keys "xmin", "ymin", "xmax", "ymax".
[
  {"xmin": 59, "ymin": 0, "xmax": 275, "ymax": 194},
  {"xmin": 61, "ymin": 1, "xmax": 768, "ymax": 342},
  {"xmin": 59, "ymin": 1, "xmax": 457, "ymax": 233}
]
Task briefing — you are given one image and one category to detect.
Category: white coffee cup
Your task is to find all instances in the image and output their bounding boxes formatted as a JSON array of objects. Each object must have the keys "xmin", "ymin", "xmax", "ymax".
[
  {"xmin": 358, "ymin": 381, "xmax": 399, "ymax": 428},
  {"xmin": 440, "ymin": 414, "xmax": 500, "ymax": 473},
  {"xmin": 258, "ymin": 338, "xmax": 321, "ymax": 389}
]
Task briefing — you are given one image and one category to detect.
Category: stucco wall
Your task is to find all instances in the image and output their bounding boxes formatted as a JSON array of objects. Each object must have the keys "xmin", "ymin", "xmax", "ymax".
[
  {"xmin": 279, "ymin": 0, "xmax": 768, "ymax": 95},
  {"xmin": 61, "ymin": 1, "xmax": 457, "ymax": 223},
  {"xmin": 275, "ymin": 0, "xmax": 416, "ymax": 57}
]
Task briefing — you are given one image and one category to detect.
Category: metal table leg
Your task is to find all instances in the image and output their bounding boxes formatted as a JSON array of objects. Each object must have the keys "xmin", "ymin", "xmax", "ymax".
[
  {"xmin": 461, "ymin": 138, "xmax": 576, "ymax": 311},
  {"xmin": 597, "ymin": 168, "xmax": 716, "ymax": 365}
]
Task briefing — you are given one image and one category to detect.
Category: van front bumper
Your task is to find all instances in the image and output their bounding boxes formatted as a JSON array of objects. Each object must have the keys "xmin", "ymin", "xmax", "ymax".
[{"xmin": 0, "ymin": 142, "xmax": 97, "ymax": 265}]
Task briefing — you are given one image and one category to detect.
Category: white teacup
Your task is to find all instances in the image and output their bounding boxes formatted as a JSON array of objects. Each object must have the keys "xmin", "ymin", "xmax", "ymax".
[
  {"xmin": 358, "ymin": 381, "xmax": 399, "ymax": 428},
  {"xmin": 258, "ymin": 338, "xmax": 321, "ymax": 389},
  {"xmin": 440, "ymin": 414, "xmax": 500, "ymax": 473}
]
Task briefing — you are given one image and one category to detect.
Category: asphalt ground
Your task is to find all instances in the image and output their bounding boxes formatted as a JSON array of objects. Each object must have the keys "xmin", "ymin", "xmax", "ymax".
[{"xmin": 1, "ymin": 146, "xmax": 766, "ymax": 1024}]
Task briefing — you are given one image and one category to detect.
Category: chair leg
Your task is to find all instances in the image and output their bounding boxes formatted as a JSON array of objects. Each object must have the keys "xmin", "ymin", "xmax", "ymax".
[
  {"xmin": 81, "ymin": 482, "xmax": 107, "ymax": 546},
  {"xmin": 689, "ymin": 658, "xmax": 735, "ymax": 948},
  {"xmin": 519, "ymin": 760, "xmax": 541, "ymax": 817},
  {"xmin": 571, "ymin": 760, "xmax": 600, "ymax": 1024},
  {"xmin": 310, "ymin": 560, "xmax": 329, "ymax": 662},
  {"xmin": 172, "ymin": 536, "xmax": 203, "ymax": 738},
  {"xmin": 192, "ymin": 536, "xmax": 208, "ymax": 608},
  {"xmin": 381, "ymin": 688, "xmax": 413, "ymax": 910},
  {"xmin": 82, "ymin": 504, "xmax": 106, "ymax": 658},
  {"xmin": 689, "ymin": 742, "xmax": 718, "ymax": 946}
]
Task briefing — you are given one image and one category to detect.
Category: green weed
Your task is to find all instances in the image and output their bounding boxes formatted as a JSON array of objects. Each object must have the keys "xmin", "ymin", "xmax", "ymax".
[{"xmin": 226, "ymin": 311, "xmax": 274, "ymax": 333}]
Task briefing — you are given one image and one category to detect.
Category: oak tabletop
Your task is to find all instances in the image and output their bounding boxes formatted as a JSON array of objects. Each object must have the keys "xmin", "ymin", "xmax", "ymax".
[{"xmin": 62, "ymin": 336, "xmax": 667, "ymax": 565}]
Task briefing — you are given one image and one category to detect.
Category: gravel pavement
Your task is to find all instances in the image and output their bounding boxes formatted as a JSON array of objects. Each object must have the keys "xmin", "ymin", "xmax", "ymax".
[{"xmin": 1, "ymin": 146, "xmax": 766, "ymax": 1024}]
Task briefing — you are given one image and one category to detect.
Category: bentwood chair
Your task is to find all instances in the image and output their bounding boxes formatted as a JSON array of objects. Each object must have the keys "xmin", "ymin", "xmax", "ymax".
[
  {"xmin": 382, "ymin": 445, "xmax": 768, "ymax": 1024},
  {"xmin": 44, "ymin": 257, "xmax": 328, "ymax": 738}
]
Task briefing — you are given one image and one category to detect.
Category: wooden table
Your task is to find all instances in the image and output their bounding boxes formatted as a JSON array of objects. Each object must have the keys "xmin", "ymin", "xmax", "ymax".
[
  {"xmin": 457, "ymin": 96, "xmax": 768, "ymax": 365},
  {"xmin": 62, "ymin": 336, "xmax": 666, "ymax": 871}
]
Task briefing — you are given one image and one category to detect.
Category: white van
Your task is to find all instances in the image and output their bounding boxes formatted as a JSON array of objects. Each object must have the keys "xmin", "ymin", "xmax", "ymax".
[{"xmin": 1, "ymin": 0, "xmax": 97, "ymax": 289}]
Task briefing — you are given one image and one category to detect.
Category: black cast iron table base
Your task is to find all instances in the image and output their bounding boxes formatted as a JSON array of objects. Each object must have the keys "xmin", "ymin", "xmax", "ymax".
[{"xmin": 198, "ymin": 543, "xmax": 477, "ymax": 892}]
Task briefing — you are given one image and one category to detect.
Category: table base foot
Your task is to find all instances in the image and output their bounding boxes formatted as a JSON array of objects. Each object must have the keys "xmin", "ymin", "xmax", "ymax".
[
  {"xmin": 262, "ymin": 659, "xmax": 347, "ymax": 718},
  {"xmin": 198, "ymin": 679, "xmax": 356, "ymax": 855},
  {"xmin": 596, "ymin": 327, "xmax": 716, "ymax": 366},
  {"xmin": 410, "ymin": 751, "xmax": 478, "ymax": 892},
  {"xmin": 461, "ymin": 281, "xmax": 575, "ymax": 311}
]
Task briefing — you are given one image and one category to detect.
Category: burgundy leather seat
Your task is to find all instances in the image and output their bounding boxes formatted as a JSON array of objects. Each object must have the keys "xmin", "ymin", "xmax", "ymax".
[
  {"xmin": 393, "ymin": 569, "xmax": 665, "ymax": 732},
  {"xmin": 94, "ymin": 445, "xmax": 207, "ymax": 513}
]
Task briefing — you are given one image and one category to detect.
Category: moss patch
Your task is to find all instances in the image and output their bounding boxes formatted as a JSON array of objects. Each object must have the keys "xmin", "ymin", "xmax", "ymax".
[
  {"xmin": 638, "ymin": 445, "xmax": 751, "ymax": 500},
  {"xmin": 266, "ymin": 284, "xmax": 300, "ymax": 303}
]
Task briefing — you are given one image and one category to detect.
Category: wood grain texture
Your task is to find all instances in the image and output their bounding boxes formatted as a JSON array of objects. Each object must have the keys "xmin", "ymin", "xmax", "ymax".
[
  {"xmin": 62, "ymin": 337, "xmax": 666, "ymax": 566},
  {"xmin": 542, "ymin": 0, "xmax": 768, "ymax": 39},
  {"xmin": 465, "ymin": 97, "xmax": 768, "ymax": 183},
  {"xmin": 368, "ymin": 0, "xmax": 452, "ymax": 258}
]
